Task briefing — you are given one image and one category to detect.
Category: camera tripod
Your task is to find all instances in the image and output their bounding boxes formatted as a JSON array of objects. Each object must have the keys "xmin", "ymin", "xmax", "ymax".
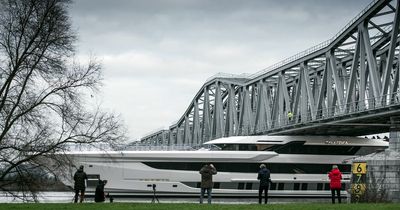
[{"xmin": 151, "ymin": 184, "xmax": 159, "ymax": 203}]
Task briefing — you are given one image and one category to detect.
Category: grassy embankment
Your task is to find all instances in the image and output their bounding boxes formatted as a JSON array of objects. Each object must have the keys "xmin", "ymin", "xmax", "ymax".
[{"xmin": 0, "ymin": 203, "xmax": 400, "ymax": 210}]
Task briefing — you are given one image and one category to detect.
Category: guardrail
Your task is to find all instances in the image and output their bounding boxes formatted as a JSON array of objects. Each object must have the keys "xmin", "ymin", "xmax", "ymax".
[
  {"xmin": 204, "ymin": 0, "xmax": 385, "ymax": 83},
  {"xmin": 252, "ymin": 91, "xmax": 400, "ymax": 133},
  {"xmin": 247, "ymin": 0, "xmax": 380, "ymax": 79}
]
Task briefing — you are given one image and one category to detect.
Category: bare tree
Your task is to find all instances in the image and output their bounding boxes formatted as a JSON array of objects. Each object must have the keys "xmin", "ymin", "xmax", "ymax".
[{"xmin": 0, "ymin": 0, "xmax": 125, "ymax": 201}]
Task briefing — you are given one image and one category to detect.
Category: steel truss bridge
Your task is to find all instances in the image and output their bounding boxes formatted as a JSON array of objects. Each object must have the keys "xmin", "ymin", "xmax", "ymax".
[{"xmin": 141, "ymin": 0, "xmax": 400, "ymax": 146}]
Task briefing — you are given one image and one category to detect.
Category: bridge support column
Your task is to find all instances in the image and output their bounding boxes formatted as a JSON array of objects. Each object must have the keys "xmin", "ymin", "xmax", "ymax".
[
  {"xmin": 353, "ymin": 116, "xmax": 400, "ymax": 202},
  {"xmin": 389, "ymin": 116, "xmax": 400, "ymax": 151},
  {"xmin": 381, "ymin": 116, "xmax": 400, "ymax": 202}
]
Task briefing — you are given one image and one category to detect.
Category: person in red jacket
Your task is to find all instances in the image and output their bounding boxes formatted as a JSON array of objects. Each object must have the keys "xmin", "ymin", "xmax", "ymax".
[{"xmin": 328, "ymin": 165, "xmax": 342, "ymax": 204}]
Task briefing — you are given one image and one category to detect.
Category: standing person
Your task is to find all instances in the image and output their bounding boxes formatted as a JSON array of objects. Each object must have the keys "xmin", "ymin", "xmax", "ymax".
[
  {"xmin": 199, "ymin": 163, "xmax": 217, "ymax": 204},
  {"xmin": 257, "ymin": 164, "xmax": 272, "ymax": 204},
  {"xmin": 287, "ymin": 111, "xmax": 293, "ymax": 121},
  {"xmin": 328, "ymin": 165, "xmax": 342, "ymax": 204},
  {"xmin": 94, "ymin": 180, "xmax": 107, "ymax": 203},
  {"xmin": 73, "ymin": 165, "xmax": 88, "ymax": 203}
]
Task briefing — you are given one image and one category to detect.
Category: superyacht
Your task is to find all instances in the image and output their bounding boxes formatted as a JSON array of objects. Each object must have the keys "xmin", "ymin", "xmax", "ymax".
[{"xmin": 60, "ymin": 135, "xmax": 387, "ymax": 198}]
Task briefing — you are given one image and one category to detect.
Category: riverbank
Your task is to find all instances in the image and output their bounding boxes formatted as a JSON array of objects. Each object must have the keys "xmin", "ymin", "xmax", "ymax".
[{"xmin": 0, "ymin": 203, "xmax": 399, "ymax": 210}]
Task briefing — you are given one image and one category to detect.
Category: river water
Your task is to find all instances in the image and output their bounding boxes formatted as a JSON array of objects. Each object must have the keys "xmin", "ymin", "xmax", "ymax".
[{"xmin": 0, "ymin": 191, "xmax": 340, "ymax": 204}]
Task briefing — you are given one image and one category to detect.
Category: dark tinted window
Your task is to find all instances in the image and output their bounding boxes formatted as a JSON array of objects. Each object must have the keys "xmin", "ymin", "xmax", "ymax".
[
  {"xmin": 216, "ymin": 144, "xmax": 258, "ymax": 151},
  {"xmin": 294, "ymin": 183, "xmax": 300, "ymax": 191},
  {"xmin": 301, "ymin": 183, "xmax": 308, "ymax": 190},
  {"xmin": 266, "ymin": 141, "xmax": 361, "ymax": 155},
  {"xmin": 143, "ymin": 162, "xmax": 350, "ymax": 174},
  {"xmin": 215, "ymin": 141, "xmax": 377, "ymax": 155},
  {"xmin": 213, "ymin": 182, "xmax": 220, "ymax": 189},
  {"xmin": 270, "ymin": 182, "xmax": 276, "ymax": 190},
  {"xmin": 324, "ymin": 183, "xmax": 330, "ymax": 190},
  {"xmin": 246, "ymin": 183, "xmax": 252, "ymax": 190},
  {"xmin": 317, "ymin": 183, "xmax": 323, "ymax": 191}
]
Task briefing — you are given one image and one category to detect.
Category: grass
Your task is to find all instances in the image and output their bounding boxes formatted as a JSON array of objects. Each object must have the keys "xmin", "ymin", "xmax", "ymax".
[{"xmin": 0, "ymin": 203, "xmax": 399, "ymax": 210}]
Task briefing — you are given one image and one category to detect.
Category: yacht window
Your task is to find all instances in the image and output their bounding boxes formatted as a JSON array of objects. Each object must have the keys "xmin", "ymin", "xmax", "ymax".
[
  {"xmin": 256, "ymin": 144, "xmax": 274, "ymax": 151},
  {"xmin": 317, "ymin": 183, "xmax": 323, "ymax": 191},
  {"xmin": 301, "ymin": 183, "xmax": 308, "ymax": 191},
  {"xmin": 270, "ymin": 182, "xmax": 277, "ymax": 190},
  {"xmin": 239, "ymin": 144, "xmax": 257, "ymax": 151},
  {"xmin": 284, "ymin": 183, "xmax": 293, "ymax": 190},
  {"xmin": 220, "ymin": 182, "xmax": 238, "ymax": 190},
  {"xmin": 266, "ymin": 141, "xmax": 362, "ymax": 155},
  {"xmin": 308, "ymin": 183, "xmax": 317, "ymax": 190},
  {"xmin": 238, "ymin": 183, "xmax": 245, "ymax": 190},
  {"xmin": 216, "ymin": 144, "xmax": 258, "ymax": 151},
  {"xmin": 294, "ymin": 183, "xmax": 300, "ymax": 191},
  {"xmin": 356, "ymin": 146, "xmax": 387, "ymax": 155},
  {"xmin": 87, "ymin": 179, "xmax": 99, "ymax": 188},
  {"xmin": 143, "ymin": 162, "xmax": 351, "ymax": 174},
  {"xmin": 87, "ymin": 174, "xmax": 100, "ymax": 179},
  {"xmin": 246, "ymin": 183, "xmax": 252, "ymax": 190},
  {"xmin": 86, "ymin": 174, "xmax": 100, "ymax": 188}
]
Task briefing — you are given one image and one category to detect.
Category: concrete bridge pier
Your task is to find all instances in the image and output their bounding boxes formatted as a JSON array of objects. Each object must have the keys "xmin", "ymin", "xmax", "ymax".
[
  {"xmin": 356, "ymin": 116, "xmax": 400, "ymax": 202},
  {"xmin": 389, "ymin": 117, "xmax": 400, "ymax": 151},
  {"xmin": 384, "ymin": 116, "xmax": 400, "ymax": 202}
]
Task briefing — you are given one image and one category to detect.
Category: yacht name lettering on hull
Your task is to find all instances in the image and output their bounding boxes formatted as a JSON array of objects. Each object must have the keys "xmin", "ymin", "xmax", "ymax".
[{"xmin": 325, "ymin": 140, "xmax": 349, "ymax": 145}]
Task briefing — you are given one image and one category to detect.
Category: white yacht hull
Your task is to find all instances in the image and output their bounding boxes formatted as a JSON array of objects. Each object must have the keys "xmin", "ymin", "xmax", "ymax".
[{"xmin": 61, "ymin": 150, "xmax": 351, "ymax": 198}]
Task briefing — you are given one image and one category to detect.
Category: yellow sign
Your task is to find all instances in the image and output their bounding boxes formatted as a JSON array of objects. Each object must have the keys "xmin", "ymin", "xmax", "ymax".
[
  {"xmin": 352, "ymin": 183, "xmax": 366, "ymax": 195},
  {"xmin": 351, "ymin": 162, "xmax": 367, "ymax": 202},
  {"xmin": 352, "ymin": 162, "xmax": 367, "ymax": 174}
]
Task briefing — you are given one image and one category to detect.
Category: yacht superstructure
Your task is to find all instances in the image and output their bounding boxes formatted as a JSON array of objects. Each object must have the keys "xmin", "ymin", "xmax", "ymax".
[{"xmin": 61, "ymin": 135, "xmax": 387, "ymax": 197}]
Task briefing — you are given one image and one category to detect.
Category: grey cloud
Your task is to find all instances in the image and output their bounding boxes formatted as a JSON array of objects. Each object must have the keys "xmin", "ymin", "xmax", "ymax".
[
  {"xmin": 69, "ymin": 0, "xmax": 372, "ymax": 138},
  {"xmin": 71, "ymin": 0, "xmax": 371, "ymax": 53}
]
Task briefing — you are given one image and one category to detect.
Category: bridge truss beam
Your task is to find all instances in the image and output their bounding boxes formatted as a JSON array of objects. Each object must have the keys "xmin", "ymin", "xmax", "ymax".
[{"xmin": 141, "ymin": 0, "xmax": 400, "ymax": 146}]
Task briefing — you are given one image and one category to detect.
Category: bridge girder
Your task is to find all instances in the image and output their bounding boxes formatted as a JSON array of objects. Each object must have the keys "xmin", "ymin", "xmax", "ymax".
[{"xmin": 141, "ymin": 0, "xmax": 400, "ymax": 145}]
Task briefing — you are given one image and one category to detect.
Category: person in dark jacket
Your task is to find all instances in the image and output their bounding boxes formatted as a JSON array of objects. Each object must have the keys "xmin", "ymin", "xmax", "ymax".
[
  {"xmin": 257, "ymin": 164, "xmax": 272, "ymax": 204},
  {"xmin": 199, "ymin": 163, "xmax": 217, "ymax": 204},
  {"xmin": 94, "ymin": 179, "xmax": 107, "ymax": 203},
  {"xmin": 328, "ymin": 165, "xmax": 342, "ymax": 204},
  {"xmin": 73, "ymin": 165, "xmax": 88, "ymax": 203}
]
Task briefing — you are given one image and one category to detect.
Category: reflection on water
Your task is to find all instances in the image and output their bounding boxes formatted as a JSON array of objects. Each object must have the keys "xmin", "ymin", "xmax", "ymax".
[
  {"xmin": 0, "ymin": 192, "xmax": 74, "ymax": 203},
  {"xmin": 0, "ymin": 191, "xmax": 339, "ymax": 204}
]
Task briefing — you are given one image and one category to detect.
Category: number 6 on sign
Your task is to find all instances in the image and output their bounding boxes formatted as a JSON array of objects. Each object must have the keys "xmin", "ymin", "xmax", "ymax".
[{"xmin": 352, "ymin": 162, "xmax": 367, "ymax": 174}]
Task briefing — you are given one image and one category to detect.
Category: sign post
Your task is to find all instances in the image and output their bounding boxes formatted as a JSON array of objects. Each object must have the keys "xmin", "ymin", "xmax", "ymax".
[{"xmin": 351, "ymin": 161, "xmax": 367, "ymax": 202}]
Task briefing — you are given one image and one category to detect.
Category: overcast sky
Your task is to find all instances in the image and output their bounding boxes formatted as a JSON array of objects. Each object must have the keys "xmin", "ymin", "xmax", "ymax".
[{"xmin": 69, "ymin": 0, "xmax": 371, "ymax": 140}]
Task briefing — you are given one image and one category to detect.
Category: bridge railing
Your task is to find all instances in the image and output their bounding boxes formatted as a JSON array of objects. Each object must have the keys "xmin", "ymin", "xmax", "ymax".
[
  {"xmin": 248, "ymin": 0, "xmax": 381, "ymax": 80},
  {"xmin": 203, "ymin": 0, "xmax": 384, "ymax": 85},
  {"xmin": 252, "ymin": 91, "xmax": 400, "ymax": 134},
  {"xmin": 205, "ymin": 72, "xmax": 251, "ymax": 83},
  {"xmin": 201, "ymin": 1, "xmax": 390, "ymax": 90}
]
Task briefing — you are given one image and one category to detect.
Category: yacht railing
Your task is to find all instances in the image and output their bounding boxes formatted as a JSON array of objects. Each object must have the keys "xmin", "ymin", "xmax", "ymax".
[{"xmin": 122, "ymin": 144, "xmax": 195, "ymax": 151}]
